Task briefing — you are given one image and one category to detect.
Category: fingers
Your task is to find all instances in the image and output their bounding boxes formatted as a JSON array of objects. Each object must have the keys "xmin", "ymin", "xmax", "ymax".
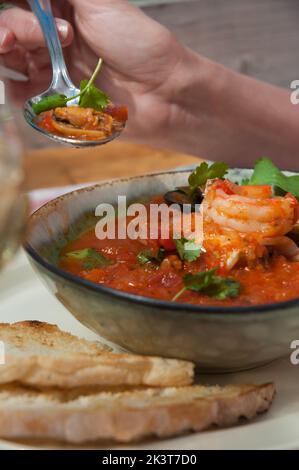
[
  {"xmin": 2, "ymin": 44, "xmax": 52, "ymax": 104},
  {"xmin": 1, "ymin": 45, "xmax": 28, "ymax": 76},
  {"xmin": 0, "ymin": 7, "xmax": 73, "ymax": 52},
  {"xmin": 1, "ymin": 45, "xmax": 50, "ymax": 81},
  {"xmin": 0, "ymin": 27, "xmax": 15, "ymax": 53},
  {"xmin": 3, "ymin": 46, "xmax": 50, "ymax": 74},
  {"xmin": 8, "ymin": 69, "xmax": 52, "ymax": 105}
]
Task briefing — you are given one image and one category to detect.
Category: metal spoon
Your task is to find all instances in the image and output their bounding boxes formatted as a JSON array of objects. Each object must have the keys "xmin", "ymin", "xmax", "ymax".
[{"xmin": 24, "ymin": 0, "xmax": 124, "ymax": 147}]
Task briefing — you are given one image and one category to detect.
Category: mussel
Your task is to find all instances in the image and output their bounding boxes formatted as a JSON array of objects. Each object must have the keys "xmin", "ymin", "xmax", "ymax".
[
  {"xmin": 164, "ymin": 186, "xmax": 203, "ymax": 211},
  {"xmin": 288, "ymin": 224, "xmax": 299, "ymax": 246}
]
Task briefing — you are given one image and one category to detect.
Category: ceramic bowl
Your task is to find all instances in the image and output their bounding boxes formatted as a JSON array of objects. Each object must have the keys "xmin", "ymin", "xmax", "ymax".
[{"xmin": 24, "ymin": 169, "xmax": 299, "ymax": 372}]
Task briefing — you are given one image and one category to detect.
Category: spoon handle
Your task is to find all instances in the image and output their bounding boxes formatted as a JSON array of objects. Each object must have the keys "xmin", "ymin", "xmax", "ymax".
[{"xmin": 27, "ymin": 0, "xmax": 74, "ymax": 93}]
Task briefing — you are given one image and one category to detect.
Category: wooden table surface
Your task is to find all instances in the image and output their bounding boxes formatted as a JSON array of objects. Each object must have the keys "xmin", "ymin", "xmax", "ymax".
[{"xmin": 24, "ymin": 141, "xmax": 201, "ymax": 190}]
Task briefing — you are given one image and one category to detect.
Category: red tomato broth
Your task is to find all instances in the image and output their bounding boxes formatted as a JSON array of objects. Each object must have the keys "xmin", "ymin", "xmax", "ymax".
[{"xmin": 59, "ymin": 209, "xmax": 299, "ymax": 307}]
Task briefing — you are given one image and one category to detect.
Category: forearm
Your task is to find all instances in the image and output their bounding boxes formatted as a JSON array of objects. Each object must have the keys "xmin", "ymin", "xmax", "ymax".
[{"xmin": 153, "ymin": 48, "xmax": 299, "ymax": 170}]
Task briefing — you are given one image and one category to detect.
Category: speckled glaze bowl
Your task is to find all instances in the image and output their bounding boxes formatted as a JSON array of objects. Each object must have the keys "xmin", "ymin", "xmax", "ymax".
[{"xmin": 24, "ymin": 169, "xmax": 299, "ymax": 372}]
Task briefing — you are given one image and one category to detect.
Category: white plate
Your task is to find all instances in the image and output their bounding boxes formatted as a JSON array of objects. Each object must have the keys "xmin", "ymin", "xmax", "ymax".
[{"xmin": 1, "ymin": 251, "xmax": 299, "ymax": 450}]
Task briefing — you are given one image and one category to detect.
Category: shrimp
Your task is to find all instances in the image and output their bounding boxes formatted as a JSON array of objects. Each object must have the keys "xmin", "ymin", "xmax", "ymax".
[
  {"xmin": 203, "ymin": 179, "xmax": 299, "ymax": 270},
  {"xmin": 203, "ymin": 221, "xmax": 268, "ymax": 271},
  {"xmin": 204, "ymin": 179, "xmax": 298, "ymax": 239}
]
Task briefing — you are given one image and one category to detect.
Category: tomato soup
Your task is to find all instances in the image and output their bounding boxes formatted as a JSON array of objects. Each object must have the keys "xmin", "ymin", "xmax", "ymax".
[{"xmin": 59, "ymin": 217, "xmax": 299, "ymax": 307}]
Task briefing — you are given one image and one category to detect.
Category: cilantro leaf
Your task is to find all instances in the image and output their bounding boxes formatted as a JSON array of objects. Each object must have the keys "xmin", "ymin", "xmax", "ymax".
[
  {"xmin": 65, "ymin": 248, "xmax": 113, "ymax": 270},
  {"xmin": 183, "ymin": 268, "xmax": 219, "ymax": 292},
  {"xmin": 137, "ymin": 248, "xmax": 165, "ymax": 267},
  {"xmin": 200, "ymin": 277, "xmax": 240, "ymax": 300},
  {"xmin": 174, "ymin": 237, "xmax": 201, "ymax": 262},
  {"xmin": 32, "ymin": 58, "xmax": 110, "ymax": 115},
  {"xmin": 32, "ymin": 94, "xmax": 68, "ymax": 115},
  {"xmin": 249, "ymin": 157, "xmax": 299, "ymax": 199},
  {"xmin": 137, "ymin": 250, "xmax": 154, "ymax": 265},
  {"xmin": 188, "ymin": 162, "xmax": 229, "ymax": 194},
  {"xmin": 65, "ymin": 248, "xmax": 91, "ymax": 260},
  {"xmin": 172, "ymin": 268, "xmax": 240, "ymax": 302},
  {"xmin": 79, "ymin": 80, "xmax": 110, "ymax": 111}
]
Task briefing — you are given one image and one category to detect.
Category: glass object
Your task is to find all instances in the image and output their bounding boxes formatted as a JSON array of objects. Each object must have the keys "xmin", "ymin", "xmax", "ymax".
[{"xmin": 0, "ymin": 84, "xmax": 27, "ymax": 269}]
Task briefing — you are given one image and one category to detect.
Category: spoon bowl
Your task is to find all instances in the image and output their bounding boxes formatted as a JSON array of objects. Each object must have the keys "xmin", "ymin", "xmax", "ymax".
[
  {"xmin": 25, "ymin": 0, "xmax": 124, "ymax": 147},
  {"xmin": 24, "ymin": 97, "xmax": 125, "ymax": 148}
]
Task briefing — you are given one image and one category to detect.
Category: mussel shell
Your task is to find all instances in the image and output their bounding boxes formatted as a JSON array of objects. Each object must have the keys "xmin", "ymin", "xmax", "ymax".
[
  {"xmin": 288, "ymin": 225, "xmax": 299, "ymax": 246},
  {"xmin": 163, "ymin": 186, "xmax": 203, "ymax": 211}
]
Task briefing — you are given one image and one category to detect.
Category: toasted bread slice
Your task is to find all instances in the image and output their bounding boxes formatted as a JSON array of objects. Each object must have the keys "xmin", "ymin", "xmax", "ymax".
[
  {"xmin": 0, "ymin": 383, "xmax": 275, "ymax": 443},
  {"xmin": 0, "ymin": 322, "xmax": 194, "ymax": 388}
]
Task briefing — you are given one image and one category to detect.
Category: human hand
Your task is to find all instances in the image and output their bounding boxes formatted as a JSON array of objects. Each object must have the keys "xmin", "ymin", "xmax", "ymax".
[{"xmin": 0, "ymin": 0, "xmax": 189, "ymax": 143}]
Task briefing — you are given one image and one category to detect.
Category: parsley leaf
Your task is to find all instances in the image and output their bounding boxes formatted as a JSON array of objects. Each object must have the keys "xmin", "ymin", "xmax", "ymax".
[
  {"xmin": 174, "ymin": 237, "xmax": 201, "ymax": 262},
  {"xmin": 137, "ymin": 248, "xmax": 166, "ymax": 267},
  {"xmin": 79, "ymin": 80, "xmax": 110, "ymax": 111},
  {"xmin": 32, "ymin": 94, "xmax": 68, "ymax": 115},
  {"xmin": 188, "ymin": 162, "xmax": 229, "ymax": 193},
  {"xmin": 32, "ymin": 58, "xmax": 110, "ymax": 115},
  {"xmin": 172, "ymin": 268, "xmax": 240, "ymax": 302},
  {"xmin": 65, "ymin": 248, "xmax": 113, "ymax": 270},
  {"xmin": 137, "ymin": 251, "xmax": 154, "ymax": 265},
  {"xmin": 249, "ymin": 157, "xmax": 299, "ymax": 199},
  {"xmin": 240, "ymin": 177, "xmax": 250, "ymax": 186}
]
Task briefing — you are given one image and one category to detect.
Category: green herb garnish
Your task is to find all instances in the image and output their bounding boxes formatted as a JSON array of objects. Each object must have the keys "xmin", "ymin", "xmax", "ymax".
[
  {"xmin": 172, "ymin": 268, "xmax": 240, "ymax": 302},
  {"xmin": 248, "ymin": 157, "xmax": 299, "ymax": 199},
  {"xmin": 188, "ymin": 162, "xmax": 228, "ymax": 194},
  {"xmin": 174, "ymin": 237, "xmax": 201, "ymax": 262},
  {"xmin": 137, "ymin": 251, "xmax": 154, "ymax": 265},
  {"xmin": 31, "ymin": 94, "xmax": 69, "ymax": 115},
  {"xmin": 65, "ymin": 248, "xmax": 113, "ymax": 270},
  {"xmin": 137, "ymin": 248, "xmax": 166, "ymax": 267},
  {"xmin": 78, "ymin": 79, "xmax": 110, "ymax": 111},
  {"xmin": 32, "ymin": 58, "xmax": 110, "ymax": 115},
  {"xmin": 240, "ymin": 177, "xmax": 250, "ymax": 186},
  {"xmin": 164, "ymin": 162, "xmax": 226, "ymax": 209}
]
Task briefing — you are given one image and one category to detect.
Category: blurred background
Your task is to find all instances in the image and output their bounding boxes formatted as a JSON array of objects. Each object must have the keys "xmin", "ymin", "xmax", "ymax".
[{"xmin": 137, "ymin": 0, "xmax": 299, "ymax": 89}]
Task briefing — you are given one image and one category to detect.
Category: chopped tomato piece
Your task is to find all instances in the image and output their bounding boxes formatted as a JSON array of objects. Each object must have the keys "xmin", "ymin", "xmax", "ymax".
[
  {"xmin": 158, "ymin": 238, "xmax": 176, "ymax": 251},
  {"xmin": 106, "ymin": 105, "xmax": 128, "ymax": 122},
  {"xmin": 81, "ymin": 268, "xmax": 103, "ymax": 283},
  {"xmin": 38, "ymin": 112, "xmax": 56, "ymax": 133}
]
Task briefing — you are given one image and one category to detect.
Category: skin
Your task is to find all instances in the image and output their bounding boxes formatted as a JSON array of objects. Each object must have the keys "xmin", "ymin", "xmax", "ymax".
[{"xmin": 0, "ymin": 0, "xmax": 299, "ymax": 169}]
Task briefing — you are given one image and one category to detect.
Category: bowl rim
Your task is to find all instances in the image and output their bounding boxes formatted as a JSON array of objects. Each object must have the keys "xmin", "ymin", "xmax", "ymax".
[{"xmin": 24, "ymin": 169, "xmax": 299, "ymax": 315}]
